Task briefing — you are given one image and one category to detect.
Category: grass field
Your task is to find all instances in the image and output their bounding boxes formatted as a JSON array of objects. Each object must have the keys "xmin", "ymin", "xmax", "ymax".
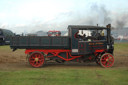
[
  {"xmin": 0, "ymin": 68, "xmax": 128, "ymax": 85},
  {"xmin": 0, "ymin": 43, "xmax": 128, "ymax": 85}
]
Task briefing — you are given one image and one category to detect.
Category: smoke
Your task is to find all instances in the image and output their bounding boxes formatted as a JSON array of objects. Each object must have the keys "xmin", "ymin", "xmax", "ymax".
[
  {"xmin": 89, "ymin": 3, "xmax": 112, "ymax": 26},
  {"xmin": 89, "ymin": 3, "xmax": 128, "ymax": 29},
  {"xmin": 114, "ymin": 13, "xmax": 128, "ymax": 29}
]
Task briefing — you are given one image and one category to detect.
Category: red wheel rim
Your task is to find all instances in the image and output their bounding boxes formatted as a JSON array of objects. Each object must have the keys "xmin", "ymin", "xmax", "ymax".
[
  {"xmin": 29, "ymin": 52, "xmax": 44, "ymax": 67},
  {"xmin": 100, "ymin": 53, "xmax": 114, "ymax": 67}
]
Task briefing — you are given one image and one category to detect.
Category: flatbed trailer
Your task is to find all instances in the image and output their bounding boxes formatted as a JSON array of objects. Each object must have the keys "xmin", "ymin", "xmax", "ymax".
[{"xmin": 10, "ymin": 24, "xmax": 114, "ymax": 68}]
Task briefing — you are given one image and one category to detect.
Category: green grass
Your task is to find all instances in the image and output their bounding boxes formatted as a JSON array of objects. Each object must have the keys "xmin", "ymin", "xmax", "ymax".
[
  {"xmin": 114, "ymin": 43, "xmax": 128, "ymax": 56},
  {"xmin": 114, "ymin": 43, "xmax": 128, "ymax": 50},
  {"xmin": 0, "ymin": 68, "xmax": 128, "ymax": 85}
]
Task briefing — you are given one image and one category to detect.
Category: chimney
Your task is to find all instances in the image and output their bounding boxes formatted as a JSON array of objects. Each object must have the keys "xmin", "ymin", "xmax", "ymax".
[{"xmin": 106, "ymin": 24, "xmax": 111, "ymax": 28}]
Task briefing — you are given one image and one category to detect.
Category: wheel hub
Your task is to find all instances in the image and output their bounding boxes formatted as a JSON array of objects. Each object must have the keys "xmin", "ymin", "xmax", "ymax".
[
  {"xmin": 106, "ymin": 59, "xmax": 109, "ymax": 61},
  {"xmin": 35, "ymin": 58, "xmax": 39, "ymax": 62}
]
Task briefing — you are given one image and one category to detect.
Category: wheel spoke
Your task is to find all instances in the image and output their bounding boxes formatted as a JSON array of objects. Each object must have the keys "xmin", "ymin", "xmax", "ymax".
[
  {"xmin": 30, "ymin": 60, "xmax": 35, "ymax": 63},
  {"xmin": 108, "ymin": 61, "xmax": 112, "ymax": 64},
  {"xmin": 31, "ymin": 56, "xmax": 35, "ymax": 59},
  {"xmin": 39, "ymin": 59, "xmax": 43, "ymax": 62},
  {"xmin": 38, "ymin": 55, "xmax": 41, "ymax": 58},
  {"xmin": 108, "ymin": 56, "xmax": 112, "ymax": 59},
  {"xmin": 35, "ymin": 54, "xmax": 38, "ymax": 58},
  {"xmin": 109, "ymin": 59, "xmax": 113, "ymax": 62},
  {"xmin": 102, "ymin": 61, "xmax": 106, "ymax": 65},
  {"xmin": 107, "ymin": 62, "xmax": 110, "ymax": 66},
  {"xmin": 36, "ymin": 61, "xmax": 38, "ymax": 65}
]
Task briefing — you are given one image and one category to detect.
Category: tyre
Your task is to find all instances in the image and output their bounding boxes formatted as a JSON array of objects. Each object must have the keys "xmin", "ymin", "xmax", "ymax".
[{"xmin": 100, "ymin": 53, "xmax": 114, "ymax": 68}]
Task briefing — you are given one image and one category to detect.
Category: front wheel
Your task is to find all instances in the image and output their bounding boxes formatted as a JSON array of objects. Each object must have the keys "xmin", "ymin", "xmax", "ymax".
[
  {"xmin": 100, "ymin": 53, "xmax": 114, "ymax": 68},
  {"xmin": 29, "ymin": 52, "xmax": 45, "ymax": 68}
]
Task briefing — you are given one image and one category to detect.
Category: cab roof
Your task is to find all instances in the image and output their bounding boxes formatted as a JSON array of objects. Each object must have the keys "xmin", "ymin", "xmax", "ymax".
[{"xmin": 68, "ymin": 25, "xmax": 108, "ymax": 30}]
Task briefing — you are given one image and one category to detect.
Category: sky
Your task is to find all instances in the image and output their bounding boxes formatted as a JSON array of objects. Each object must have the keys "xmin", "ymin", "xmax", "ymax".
[{"xmin": 0, "ymin": 0, "xmax": 128, "ymax": 33}]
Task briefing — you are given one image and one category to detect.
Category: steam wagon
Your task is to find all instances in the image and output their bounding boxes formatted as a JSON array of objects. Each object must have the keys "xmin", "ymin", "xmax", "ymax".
[{"xmin": 10, "ymin": 24, "xmax": 114, "ymax": 68}]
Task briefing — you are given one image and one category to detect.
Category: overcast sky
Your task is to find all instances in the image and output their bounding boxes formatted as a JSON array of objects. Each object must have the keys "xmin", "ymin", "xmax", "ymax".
[{"xmin": 0, "ymin": 0, "xmax": 128, "ymax": 33}]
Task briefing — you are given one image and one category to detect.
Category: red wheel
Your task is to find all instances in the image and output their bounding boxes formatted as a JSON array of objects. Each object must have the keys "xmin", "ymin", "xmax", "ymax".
[
  {"xmin": 29, "ymin": 52, "xmax": 45, "ymax": 68},
  {"xmin": 100, "ymin": 53, "xmax": 114, "ymax": 68}
]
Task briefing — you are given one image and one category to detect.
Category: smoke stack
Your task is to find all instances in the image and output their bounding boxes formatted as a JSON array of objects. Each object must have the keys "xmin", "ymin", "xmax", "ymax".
[{"xmin": 106, "ymin": 24, "xmax": 111, "ymax": 28}]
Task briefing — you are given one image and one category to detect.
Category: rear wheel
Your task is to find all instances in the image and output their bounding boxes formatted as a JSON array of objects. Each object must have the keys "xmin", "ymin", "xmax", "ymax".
[
  {"xmin": 29, "ymin": 52, "xmax": 45, "ymax": 68},
  {"xmin": 100, "ymin": 53, "xmax": 114, "ymax": 68}
]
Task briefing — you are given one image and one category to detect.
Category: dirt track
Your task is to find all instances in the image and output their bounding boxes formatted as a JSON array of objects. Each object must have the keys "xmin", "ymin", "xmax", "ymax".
[
  {"xmin": 0, "ymin": 55, "xmax": 128, "ymax": 70},
  {"xmin": 0, "ymin": 59, "xmax": 127, "ymax": 71},
  {"xmin": 0, "ymin": 45, "xmax": 128, "ymax": 70}
]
